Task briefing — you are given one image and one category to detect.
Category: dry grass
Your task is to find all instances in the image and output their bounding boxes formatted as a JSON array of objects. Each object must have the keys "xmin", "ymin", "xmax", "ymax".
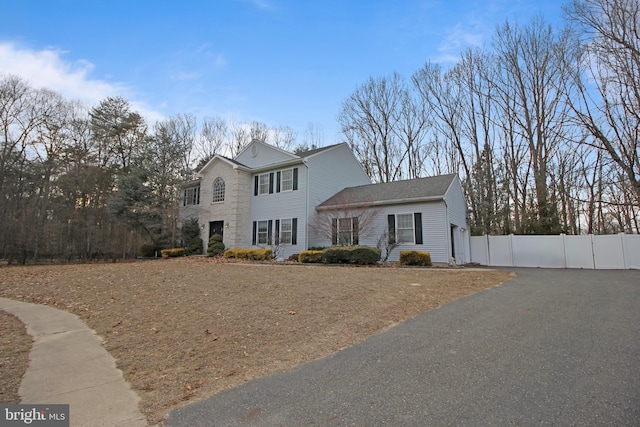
[{"xmin": 0, "ymin": 257, "xmax": 513, "ymax": 424}]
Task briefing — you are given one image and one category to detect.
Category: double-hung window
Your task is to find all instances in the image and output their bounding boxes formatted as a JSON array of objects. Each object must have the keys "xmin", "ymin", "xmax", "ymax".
[
  {"xmin": 280, "ymin": 169, "xmax": 293, "ymax": 192},
  {"xmin": 332, "ymin": 217, "xmax": 359, "ymax": 246},
  {"xmin": 279, "ymin": 218, "xmax": 293, "ymax": 244},
  {"xmin": 258, "ymin": 174, "xmax": 270, "ymax": 195},
  {"xmin": 183, "ymin": 186, "xmax": 200, "ymax": 206},
  {"xmin": 396, "ymin": 213, "xmax": 415, "ymax": 243},
  {"xmin": 257, "ymin": 220, "xmax": 269, "ymax": 245}
]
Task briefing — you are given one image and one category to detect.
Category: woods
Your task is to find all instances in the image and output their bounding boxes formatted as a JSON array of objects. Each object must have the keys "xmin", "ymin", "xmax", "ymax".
[
  {"xmin": 1, "ymin": 0, "xmax": 638, "ymax": 263},
  {"xmin": 340, "ymin": 0, "xmax": 640, "ymax": 236}
]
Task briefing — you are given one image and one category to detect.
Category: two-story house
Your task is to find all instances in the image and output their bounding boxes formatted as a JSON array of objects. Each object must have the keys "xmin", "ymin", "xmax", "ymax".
[
  {"xmin": 180, "ymin": 139, "xmax": 471, "ymax": 264},
  {"xmin": 181, "ymin": 140, "xmax": 371, "ymax": 260}
]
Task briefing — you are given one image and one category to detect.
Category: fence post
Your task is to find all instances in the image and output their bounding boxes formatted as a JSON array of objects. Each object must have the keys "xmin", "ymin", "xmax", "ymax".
[
  {"xmin": 561, "ymin": 233, "xmax": 567, "ymax": 268},
  {"xmin": 620, "ymin": 233, "xmax": 628, "ymax": 270}
]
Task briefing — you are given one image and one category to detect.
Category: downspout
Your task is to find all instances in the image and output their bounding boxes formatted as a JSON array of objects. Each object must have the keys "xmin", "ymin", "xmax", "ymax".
[
  {"xmin": 304, "ymin": 160, "xmax": 309, "ymax": 250},
  {"xmin": 444, "ymin": 198, "xmax": 450, "ymax": 264}
]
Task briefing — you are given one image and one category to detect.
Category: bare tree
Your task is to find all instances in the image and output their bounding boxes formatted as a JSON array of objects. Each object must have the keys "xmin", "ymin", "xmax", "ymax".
[
  {"xmin": 564, "ymin": 0, "xmax": 640, "ymax": 205},
  {"xmin": 270, "ymin": 125, "xmax": 297, "ymax": 151},
  {"xmin": 339, "ymin": 73, "xmax": 405, "ymax": 183}
]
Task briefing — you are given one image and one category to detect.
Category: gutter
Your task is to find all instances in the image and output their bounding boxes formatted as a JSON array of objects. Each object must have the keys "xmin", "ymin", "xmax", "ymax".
[{"xmin": 315, "ymin": 195, "xmax": 445, "ymax": 211}]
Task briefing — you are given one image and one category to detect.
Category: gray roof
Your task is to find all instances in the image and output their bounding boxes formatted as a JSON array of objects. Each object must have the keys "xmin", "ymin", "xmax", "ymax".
[
  {"xmin": 317, "ymin": 174, "xmax": 457, "ymax": 209},
  {"xmin": 296, "ymin": 143, "xmax": 342, "ymax": 158}
]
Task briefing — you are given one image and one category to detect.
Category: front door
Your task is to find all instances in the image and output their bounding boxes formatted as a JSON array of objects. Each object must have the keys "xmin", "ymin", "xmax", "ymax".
[{"xmin": 209, "ymin": 221, "xmax": 224, "ymax": 240}]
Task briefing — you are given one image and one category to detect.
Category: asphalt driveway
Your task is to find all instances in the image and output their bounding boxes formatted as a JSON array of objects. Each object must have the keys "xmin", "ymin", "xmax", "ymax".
[{"xmin": 165, "ymin": 268, "xmax": 640, "ymax": 426}]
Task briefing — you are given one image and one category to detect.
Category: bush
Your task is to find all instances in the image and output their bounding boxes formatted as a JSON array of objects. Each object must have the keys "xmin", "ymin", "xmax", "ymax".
[
  {"xmin": 321, "ymin": 246, "xmax": 381, "ymax": 265},
  {"xmin": 350, "ymin": 246, "xmax": 381, "ymax": 265},
  {"xmin": 139, "ymin": 244, "xmax": 159, "ymax": 258},
  {"xmin": 223, "ymin": 248, "xmax": 272, "ymax": 261},
  {"xmin": 399, "ymin": 250, "xmax": 432, "ymax": 266},
  {"xmin": 207, "ymin": 234, "xmax": 225, "ymax": 257},
  {"xmin": 161, "ymin": 248, "xmax": 185, "ymax": 258},
  {"xmin": 186, "ymin": 237, "xmax": 203, "ymax": 255},
  {"xmin": 298, "ymin": 250, "xmax": 323, "ymax": 263}
]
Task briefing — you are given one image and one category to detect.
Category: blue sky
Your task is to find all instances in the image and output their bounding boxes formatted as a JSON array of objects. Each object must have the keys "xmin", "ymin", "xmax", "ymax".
[{"xmin": 1, "ymin": 0, "xmax": 567, "ymax": 145}]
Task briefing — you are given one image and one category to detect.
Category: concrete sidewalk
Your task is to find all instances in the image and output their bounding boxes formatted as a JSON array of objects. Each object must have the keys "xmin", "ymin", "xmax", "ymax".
[{"xmin": 0, "ymin": 297, "xmax": 147, "ymax": 427}]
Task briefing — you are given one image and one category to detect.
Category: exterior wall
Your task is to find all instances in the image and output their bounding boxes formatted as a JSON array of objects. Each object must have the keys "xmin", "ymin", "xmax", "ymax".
[
  {"xmin": 315, "ymin": 201, "xmax": 451, "ymax": 263},
  {"xmin": 235, "ymin": 140, "xmax": 297, "ymax": 169},
  {"xmin": 198, "ymin": 159, "xmax": 251, "ymax": 251},
  {"xmin": 249, "ymin": 165, "xmax": 309, "ymax": 260},
  {"xmin": 306, "ymin": 144, "xmax": 371, "ymax": 248},
  {"xmin": 443, "ymin": 176, "xmax": 471, "ymax": 264}
]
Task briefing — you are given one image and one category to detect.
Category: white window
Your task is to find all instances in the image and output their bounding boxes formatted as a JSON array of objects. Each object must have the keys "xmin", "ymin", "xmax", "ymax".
[
  {"xmin": 257, "ymin": 220, "xmax": 269, "ymax": 245},
  {"xmin": 183, "ymin": 186, "xmax": 200, "ymax": 206},
  {"xmin": 279, "ymin": 218, "xmax": 292, "ymax": 244},
  {"xmin": 281, "ymin": 169, "xmax": 293, "ymax": 192},
  {"xmin": 396, "ymin": 213, "xmax": 414, "ymax": 243},
  {"xmin": 258, "ymin": 174, "xmax": 269, "ymax": 195},
  {"xmin": 212, "ymin": 177, "xmax": 225, "ymax": 203},
  {"xmin": 337, "ymin": 218, "xmax": 353, "ymax": 246}
]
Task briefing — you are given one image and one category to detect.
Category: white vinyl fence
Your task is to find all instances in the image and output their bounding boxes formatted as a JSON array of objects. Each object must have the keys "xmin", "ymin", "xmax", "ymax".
[{"xmin": 470, "ymin": 233, "xmax": 640, "ymax": 270}]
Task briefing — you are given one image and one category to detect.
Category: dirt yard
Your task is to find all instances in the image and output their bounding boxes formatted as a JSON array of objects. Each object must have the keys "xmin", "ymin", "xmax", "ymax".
[{"xmin": 0, "ymin": 258, "xmax": 513, "ymax": 424}]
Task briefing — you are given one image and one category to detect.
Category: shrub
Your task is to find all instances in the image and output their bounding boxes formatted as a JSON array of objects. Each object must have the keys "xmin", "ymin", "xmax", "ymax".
[
  {"xmin": 223, "ymin": 248, "xmax": 272, "ymax": 261},
  {"xmin": 186, "ymin": 237, "xmax": 203, "ymax": 255},
  {"xmin": 207, "ymin": 234, "xmax": 225, "ymax": 257},
  {"xmin": 322, "ymin": 246, "xmax": 352, "ymax": 264},
  {"xmin": 399, "ymin": 250, "xmax": 432, "ymax": 266},
  {"xmin": 321, "ymin": 246, "xmax": 381, "ymax": 265},
  {"xmin": 298, "ymin": 250, "xmax": 323, "ymax": 263},
  {"xmin": 139, "ymin": 244, "xmax": 159, "ymax": 258},
  {"xmin": 161, "ymin": 248, "xmax": 185, "ymax": 258},
  {"xmin": 350, "ymin": 246, "xmax": 381, "ymax": 265}
]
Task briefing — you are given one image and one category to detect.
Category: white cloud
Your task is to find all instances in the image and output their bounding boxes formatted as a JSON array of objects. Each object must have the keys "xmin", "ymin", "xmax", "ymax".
[
  {"xmin": 0, "ymin": 42, "xmax": 164, "ymax": 123},
  {"xmin": 435, "ymin": 22, "xmax": 486, "ymax": 63}
]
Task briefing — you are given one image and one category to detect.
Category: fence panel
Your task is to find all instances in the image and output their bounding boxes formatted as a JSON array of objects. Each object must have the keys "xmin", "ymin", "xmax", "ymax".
[
  {"xmin": 564, "ymin": 235, "xmax": 595, "ymax": 269},
  {"xmin": 511, "ymin": 235, "xmax": 565, "ymax": 268},
  {"xmin": 470, "ymin": 233, "xmax": 638, "ymax": 270}
]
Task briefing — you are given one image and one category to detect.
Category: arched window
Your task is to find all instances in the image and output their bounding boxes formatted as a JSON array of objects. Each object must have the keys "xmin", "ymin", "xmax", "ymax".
[{"xmin": 212, "ymin": 177, "xmax": 225, "ymax": 203}]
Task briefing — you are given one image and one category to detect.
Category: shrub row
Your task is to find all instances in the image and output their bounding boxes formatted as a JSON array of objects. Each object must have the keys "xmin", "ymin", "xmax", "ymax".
[
  {"xmin": 399, "ymin": 250, "xmax": 432, "ymax": 266},
  {"xmin": 161, "ymin": 248, "xmax": 185, "ymax": 258},
  {"xmin": 224, "ymin": 248, "xmax": 272, "ymax": 261},
  {"xmin": 298, "ymin": 246, "xmax": 381, "ymax": 265}
]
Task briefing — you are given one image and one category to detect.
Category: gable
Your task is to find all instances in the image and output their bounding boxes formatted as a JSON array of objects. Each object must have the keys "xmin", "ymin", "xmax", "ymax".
[{"xmin": 234, "ymin": 140, "xmax": 298, "ymax": 168}]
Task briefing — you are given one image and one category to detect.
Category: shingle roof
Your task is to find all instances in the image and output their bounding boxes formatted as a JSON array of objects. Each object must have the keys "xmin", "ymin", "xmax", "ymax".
[
  {"xmin": 296, "ymin": 143, "xmax": 342, "ymax": 158},
  {"xmin": 317, "ymin": 174, "xmax": 457, "ymax": 209}
]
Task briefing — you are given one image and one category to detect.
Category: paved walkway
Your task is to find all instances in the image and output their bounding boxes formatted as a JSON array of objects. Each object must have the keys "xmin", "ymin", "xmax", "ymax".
[
  {"xmin": 0, "ymin": 297, "xmax": 147, "ymax": 427},
  {"xmin": 165, "ymin": 268, "xmax": 640, "ymax": 426}
]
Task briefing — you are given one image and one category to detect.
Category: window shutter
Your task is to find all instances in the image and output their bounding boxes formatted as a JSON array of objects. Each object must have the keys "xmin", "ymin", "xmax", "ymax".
[
  {"xmin": 254, "ymin": 176, "xmax": 259, "ymax": 196},
  {"xmin": 292, "ymin": 218, "xmax": 297, "ymax": 245},
  {"xmin": 269, "ymin": 173, "xmax": 274, "ymax": 194},
  {"xmin": 252, "ymin": 221, "xmax": 257, "ymax": 245},
  {"xmin": 332, "ymin": 218, "xmax": 338, "ymax": 245},
  {"xmin": 275, "ymin": 219, "xmax": 280, "ymax": 245},
  {"xmin": 293, "ymin": 168, "xmax": 298, "ymax": 191},
  {"xmin": 352, "ymin": 217, "xmax": 359, "ymax": 245},
  {"xmin": 268, "ymin": 220, "xmax": 273, "ymax": 244},
  {"xmin": 414, "ymin": 213, "xmax": 423, "ymax": 244},
  {"xmin": 388, "ymin": 214, "xmax": 396, "ymax": 244},
  {"xmin": 276, "ymin": 171, "xmax": 281, "ymax": 193}
]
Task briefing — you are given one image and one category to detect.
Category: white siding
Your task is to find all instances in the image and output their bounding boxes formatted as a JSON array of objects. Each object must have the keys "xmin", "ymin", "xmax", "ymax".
[
  {"xmin": 235, "ymin": 140, "xmax": 297, "ymax": 168},
  {"xmin": 249, "ymin": 165, "xmax": 309, "ymax": 260},
  {"xmin": 306, "ymin": 144, "xmax": 371, "ymax": 247},
  {"xmin": 317, "ymin": 202, "xmax": 450, "ymax": 263},
  {"xmin": 443, "ymin": 175, "xmax": 471, "ymax": 264}
]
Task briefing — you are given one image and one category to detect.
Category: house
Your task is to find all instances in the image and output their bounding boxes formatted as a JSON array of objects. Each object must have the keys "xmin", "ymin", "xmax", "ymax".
[{"xmin": 180, "ymin": 139, "xmax": 470, "ymax": 264}]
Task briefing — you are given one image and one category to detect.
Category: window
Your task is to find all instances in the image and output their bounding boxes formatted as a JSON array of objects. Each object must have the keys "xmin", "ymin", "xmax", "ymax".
[
  {"xmin": 183, "ymin": 186, "xmax": 200, "ymax": 206},
  {"xmin": 258, "ymin": 174, "xmax": 270, "ymax": 195},
  {"xmin": 396, "ymin": 213, "xmax": 414, "ymax": 243},
  {"xmin": 281, "ymin": 169, "xmax": 293, "ymax": 192},
  {"xmin": 212, "ymin": 177, "xmax": 225, "ymax": 203},
  {"xmin": 257, "ymin": 220, "xmax": 269, "ymax": 245},
  {"xmin": 388, "ymin": 213, "xmax": 422, "ymax": 244},
  {"xmin": 279, "ymin": 218, "xmax": 293, "ymax": 244},
  {"xmin": 332, "ymin": 217, "xmax": 359, "ymax": 246}
]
